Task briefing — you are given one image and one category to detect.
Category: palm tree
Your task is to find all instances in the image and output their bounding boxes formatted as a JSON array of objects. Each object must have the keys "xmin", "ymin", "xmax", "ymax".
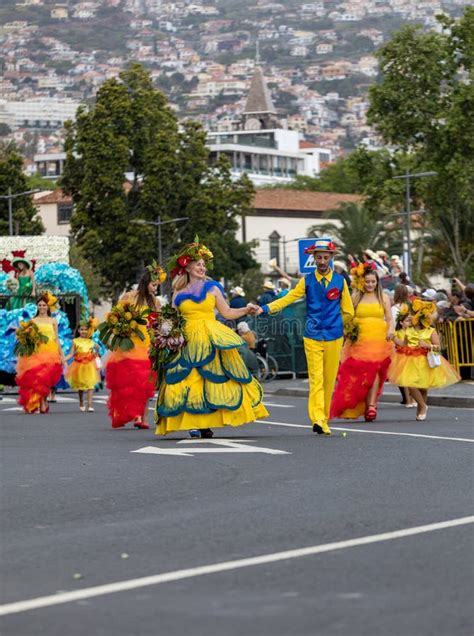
[{"xmin": 308, "ymin": 202, "xmax": 401, "ymax": 259}]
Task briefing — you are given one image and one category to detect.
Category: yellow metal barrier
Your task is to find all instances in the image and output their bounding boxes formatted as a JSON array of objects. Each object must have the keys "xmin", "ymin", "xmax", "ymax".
[{"xmin": 437, "ymin": 319, "xmax": 474, "ymax": 375}]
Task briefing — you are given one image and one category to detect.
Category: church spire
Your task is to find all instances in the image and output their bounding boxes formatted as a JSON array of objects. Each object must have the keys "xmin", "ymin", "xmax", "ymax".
[{"xmin": 243, "ymin": 65, "xmax": 276, "ymax": 116}]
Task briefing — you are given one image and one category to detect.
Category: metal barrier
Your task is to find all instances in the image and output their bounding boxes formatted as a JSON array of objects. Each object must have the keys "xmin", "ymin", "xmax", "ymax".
[{"xmin": 437, "ymin": 319, "xmax": 473, "ymax": 375}]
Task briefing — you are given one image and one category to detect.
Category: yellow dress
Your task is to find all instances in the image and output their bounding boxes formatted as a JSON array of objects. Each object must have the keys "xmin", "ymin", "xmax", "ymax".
[
  {"xmin": 16, "ymin": 322, "xmax": 62, "ymax": 413},
  {"xmin": 331, "ymin": 302, "xmax": 393, "ymax": 419},
  {"xmin": 388, "ymin": 326, "xmax": 460, "ymax": 389},
  {"xmin": 155, "ymin": 281, "xmax": 268, "ymax": 434},
  {"xmin": 66, "ymin": 337, "xmax": 99, "ymax": 390}
]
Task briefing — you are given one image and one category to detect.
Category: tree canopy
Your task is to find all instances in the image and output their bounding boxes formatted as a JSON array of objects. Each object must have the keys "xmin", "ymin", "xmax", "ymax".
[
  {"xmin": 0, "ymin": 143, "xmax": 44, "ymax": 236},
  {"xmin": 61, "ymin": 63, "xmax": 256, "ymax": 299}
]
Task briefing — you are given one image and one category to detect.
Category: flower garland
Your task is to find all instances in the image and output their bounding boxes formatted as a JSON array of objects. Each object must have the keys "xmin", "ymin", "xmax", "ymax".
[
  {"xmin": 168, "ymin": 235, "xmax": 213, "ymax": 279},
  {"xmin": 14, "ymin": 321, "xmax": 49, "ymax": 357},
  {"xmin": 98, "ymin": 303, "xmax": 149, "ymax": 352},
  {"xmin": 78, "ymin": 316, "xmax": 99, "ymax": 337},
  {"xmin": 350, "ymin": 261, "xmax": 377, "ymax": 292}
]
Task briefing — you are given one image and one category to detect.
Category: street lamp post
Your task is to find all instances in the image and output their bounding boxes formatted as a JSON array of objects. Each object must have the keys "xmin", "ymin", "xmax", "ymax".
[
  {"xmin": 0, "ymin": 188, "xmax": 42, "ymax": 236},
  {"xmin": 392, "ymin": 170, "xmax": 437, "ymax": 279},
  {"xmin": 131, "ymin": 216, "xmax": 189, "ymax": 263}
]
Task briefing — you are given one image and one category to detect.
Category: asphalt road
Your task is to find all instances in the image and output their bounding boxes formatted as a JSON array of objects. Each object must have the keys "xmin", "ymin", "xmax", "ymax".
[{"xmin": 1, "ymin": 391, "xmax": 473, "ymax": 636}]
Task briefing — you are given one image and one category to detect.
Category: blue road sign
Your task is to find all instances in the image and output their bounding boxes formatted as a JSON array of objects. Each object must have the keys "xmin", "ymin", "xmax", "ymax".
[{"xmin": 298, "ymin": 237, "xmax": 334, "ymax": 273}]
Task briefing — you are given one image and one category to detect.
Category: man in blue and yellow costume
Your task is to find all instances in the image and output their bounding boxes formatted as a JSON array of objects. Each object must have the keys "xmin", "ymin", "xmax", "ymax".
[{"xmin": 251, "ymin": 238, "xmax": 354, "ymax": 435}]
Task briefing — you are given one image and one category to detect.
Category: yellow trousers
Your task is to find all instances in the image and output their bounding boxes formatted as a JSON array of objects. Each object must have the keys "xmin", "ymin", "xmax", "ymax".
[{"xmin": 304, "ymin": 337, "xmax": 343, "ymax": 425}]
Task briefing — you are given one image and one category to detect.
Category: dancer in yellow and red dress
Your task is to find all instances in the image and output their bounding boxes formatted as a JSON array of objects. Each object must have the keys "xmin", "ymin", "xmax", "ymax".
[
  {"xmin": 388, "ymin": 299, "xmax": 460, "ymax": 420},
  {"xmin": 15, "ymin": 292, "xmax": 64, "ymax": 414},
  {"xmin": 65, "ymin": 318, "xmax": 100, "ymax": 412},
  {"xmin": 330, "ymin": 262, "xmax": 394, "ymax": 422},
  {"xmin": 104, "ymin": 263, "xmax": 164, "ymax": 429}
]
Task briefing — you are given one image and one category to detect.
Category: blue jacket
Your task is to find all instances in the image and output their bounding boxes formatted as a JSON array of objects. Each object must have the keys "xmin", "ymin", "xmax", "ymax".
[{"xmin": 304, "ymin": 271, "xmax": 345, "ymax": 341}]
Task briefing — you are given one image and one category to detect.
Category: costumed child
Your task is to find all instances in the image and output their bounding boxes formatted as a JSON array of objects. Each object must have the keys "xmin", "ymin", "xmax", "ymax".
[
  {"xmin": 65, "ymin": 318, "xmax": 100, "ymax": 412},
  {"xmin": 388, "ymin": 299, "xmax": 460, "ymax": 421},
  {"xmin": 392, "ymin": 303, "xmax": 416, "ymax": 409}
]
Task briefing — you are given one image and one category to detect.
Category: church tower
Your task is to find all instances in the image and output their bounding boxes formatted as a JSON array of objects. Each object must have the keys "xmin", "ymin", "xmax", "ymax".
[{"xmin": 241, "ymin": 66, "xmax": 279, "ymax": 131}]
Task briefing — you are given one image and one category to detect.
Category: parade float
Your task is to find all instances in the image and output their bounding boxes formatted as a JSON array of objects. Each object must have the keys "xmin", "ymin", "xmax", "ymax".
[{"xmin": 0, "ymin": 236, "xmax": 104, "ymax": 387}]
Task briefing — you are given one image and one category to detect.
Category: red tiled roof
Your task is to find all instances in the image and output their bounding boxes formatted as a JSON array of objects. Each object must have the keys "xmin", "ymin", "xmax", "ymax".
[
  {"xmin": 252, "ymin": 189, "xmax": 362, "ymax": 212},
  {"xmin": 299, "ymin": 140, "xmax": 319, "ymax": 149},
  {"xmin": 35, "ymin": 189, "xmax": 72, "ymax": 204}
]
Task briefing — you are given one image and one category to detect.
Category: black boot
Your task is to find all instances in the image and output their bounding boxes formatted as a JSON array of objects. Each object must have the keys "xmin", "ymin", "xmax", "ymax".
[{"xmin": 200, "ymin": 428, "xmax": 214, "ymax": 438}]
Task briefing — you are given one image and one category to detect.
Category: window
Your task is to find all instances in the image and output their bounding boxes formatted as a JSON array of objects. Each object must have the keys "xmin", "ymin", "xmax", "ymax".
[
  {"xmin": 269, "ymin": 230, "xmax": 281, "ymax": 265},
  {"xmin": 57, "ymin": 204, "xmax": 73, "ymax": 224}
]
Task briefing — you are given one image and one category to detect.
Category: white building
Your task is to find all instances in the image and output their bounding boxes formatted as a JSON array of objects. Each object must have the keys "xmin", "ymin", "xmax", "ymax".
[
  {"xmin": 0, "ymin": 98, "xmax": 79, "ymax": 129},
  {"xmin": 207, "ymin": 66, "xmax": 332, "ymax": 186}
]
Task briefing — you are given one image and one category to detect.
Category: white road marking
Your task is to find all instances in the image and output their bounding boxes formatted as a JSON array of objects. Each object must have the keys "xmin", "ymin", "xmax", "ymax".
[
  {"xmin": 131, "ymin": 439, "xmax": 290, "ymax": 457},
  {"xmin": 263, "ymin": 402, "xmax": 294, "ymax": 409},
  {"xmin": 258, "ymin": 420, "xmax": 474, "ymax": 443},
  {"xmin": 1, "ymin": 407, "xmax": 22, "ymax": 412},
  {"xmin": 0, "ymin": 515, "xmax": 472, "ymax": 617}
]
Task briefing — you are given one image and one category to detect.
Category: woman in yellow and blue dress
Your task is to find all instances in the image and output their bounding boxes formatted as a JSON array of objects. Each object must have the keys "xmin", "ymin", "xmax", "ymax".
[{"xmin": 155, "ymin": 239, "xmax": 268, "ymax": 438}]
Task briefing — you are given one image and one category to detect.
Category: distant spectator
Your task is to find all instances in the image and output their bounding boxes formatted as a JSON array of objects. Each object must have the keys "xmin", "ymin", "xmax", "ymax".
[
  {"xmin": 391, "ymin": 283, "xmax": 410, "ymax": 323},
  {"xmin": 229, "ymin": 286, "xmax": 247, "ymax": 309},
  {"xmin": 258, "ymin": 281, "xmax": 277, "ymax": 306},
  {"xmin": 275, "ymin": 278, "xmax": 291, "ymax": 299},
  {"xmin": 399, "ymin": 272, "xmax": 411, "ymax": 287},
  {"xmin": 333, "ymin": 260, "xmax": 352, "ymax": 289},
  {"xmin": 268, "ymin": 259, "xmax": 300, "ymax": 289}
]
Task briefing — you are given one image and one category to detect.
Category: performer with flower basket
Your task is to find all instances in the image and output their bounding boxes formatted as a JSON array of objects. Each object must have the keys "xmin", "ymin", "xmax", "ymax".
[
  {"xmin": 249, "ymin": 238, "xmax": 354, "ymax": 435},
  {"xmin": 330, "ymin": 261, "xmax": 394, "ymax": 422},
  {"xmin": 100, "ymin": 263, "xmax": 165, "ymax": 429},
  {"xmin": 15, "ymin": 292, "xmax": 64, "ymax": 414},
  {"xmin": 388, "ymin": 299, "xmax": 459, "ymax": 420},
  {"xmin": 154, "ymin": 237, "xmax": 268, "ymax": 438},
  {"xmin": 65, "ymin": 317, "xmax": 100, "ymax": 412}
]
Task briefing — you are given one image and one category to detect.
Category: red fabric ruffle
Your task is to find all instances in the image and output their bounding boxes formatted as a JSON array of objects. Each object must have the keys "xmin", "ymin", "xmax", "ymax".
[
  {"xmin": 330, "ymin": 355, "xmax": 391, "ymax": 420},
  {"xmin": 17, "ymin": 362, "xmax": 62, "ymax": 413},
  {"xmin": 106, "ymin": 357, "xmax": 157, "ymax": 428}
]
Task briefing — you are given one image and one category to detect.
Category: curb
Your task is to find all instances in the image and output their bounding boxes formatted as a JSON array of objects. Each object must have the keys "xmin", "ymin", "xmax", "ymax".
[{"xmin": 267, "ymin": 387, "xmax": 474, "ymax": 409}]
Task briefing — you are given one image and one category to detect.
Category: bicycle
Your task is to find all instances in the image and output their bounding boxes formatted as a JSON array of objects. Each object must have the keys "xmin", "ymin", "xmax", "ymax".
[{"xmin": 255, "ymin": 338, "xmax": 279, "ymax": 382}]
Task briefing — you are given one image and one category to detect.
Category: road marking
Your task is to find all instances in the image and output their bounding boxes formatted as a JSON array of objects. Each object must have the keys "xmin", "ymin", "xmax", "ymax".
[
  {"xmin": 131, "ymin": 439, "xmax": 290, "ymax": 457},
  {"xmin": 263, "ymin": 402, "xmax": 294, "ymax": 409},
  {"xmin": 258, "ymin": 420, "xmax": 474, "ymax": 443},
  {"xmin": 1, "ymin": 407, "xmax": 22, "ymax": 412},
  {"xmin": 0, "ymin": 515, "xmax": 472, "ymax": 617}
]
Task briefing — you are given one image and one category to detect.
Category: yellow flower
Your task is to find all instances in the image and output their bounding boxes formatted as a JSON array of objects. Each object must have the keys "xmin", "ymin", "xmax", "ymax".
[
  {"xmin": 113, "ymin": 328, "xmax": 120, "ymax": 335},
  {"xmin": 159, "ymin": 272, "xmax": 167, "ymax": 283},
  {"xmin": 109, "ymin": 315, "xmax": 119, "ymax": 325},
  {"xmin": 357, "ymin": 263, "xmax": 365, "ymax": 276},
  {"xmin": 124, "ymin": 311, "xmax": 132, "ymax": 321},
  {"xmin": 130, "ymin": 320, "xmax": 137, "ymax": 329},
  {"xmin": 412, "ymin": 299, "xmax": 422, "ymax": 312}
]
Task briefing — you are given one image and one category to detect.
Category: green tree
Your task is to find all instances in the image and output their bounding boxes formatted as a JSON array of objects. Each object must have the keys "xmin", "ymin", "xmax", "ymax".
[
  {"xmin": 308, "ymin": 202, "xmax": 401, "ymax": 259},
  {"xmin": 61, "ymin": 63, "xmax": 256, "ymax": 300},
  {"xmin": 367, "ymin": 7, "xmax": 474, "ymax": 279},
  {"xmin": 0, "ymin": 143, "xmax": 44, "ymax": 236},
  {"xmin": 69, "ymin": 243, "xmax": 105, "ymax": 305}
]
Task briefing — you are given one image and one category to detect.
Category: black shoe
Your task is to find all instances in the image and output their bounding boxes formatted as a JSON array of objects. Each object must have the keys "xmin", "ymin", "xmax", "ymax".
[
  {"xmin": 312, "ymin": 423, "xmax": 323, "ymax": 434},
  {"xmin": 200, "ymin": 428, "xmax": 214, "ymax": 438}
]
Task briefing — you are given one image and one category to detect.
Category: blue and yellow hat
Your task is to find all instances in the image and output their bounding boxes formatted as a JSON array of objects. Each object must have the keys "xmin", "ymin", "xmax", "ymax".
[{"xmin": 304, "ymin": 238, "xmax": 337, "ymax": 254}]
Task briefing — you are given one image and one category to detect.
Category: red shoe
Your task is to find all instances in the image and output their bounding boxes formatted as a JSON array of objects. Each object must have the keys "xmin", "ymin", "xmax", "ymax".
[
  {"xmin": 364, "ymin": 405, "xmax": 377, "ymax": 422},
  {"xmin": 133, "ymin": 418, "xmax": 150, "ymax": 429},
  {"xmin": 40, "ymin": 405, "xmax": 49, "ymax": 414}
]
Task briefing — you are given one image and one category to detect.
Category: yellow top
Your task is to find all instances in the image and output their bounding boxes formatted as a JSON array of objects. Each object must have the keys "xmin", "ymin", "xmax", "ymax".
[
  {"xmin": 36, "ymin": 322, "xmax": 55, "ymax": 339},
  {"xmin": 395, "ymin": 327, "xmax": 406, "ymax": 342},
  {"xmin": 73, "ymin": 337, "xmax": 94, "ymax": 354},
  {"xmin": 355, "ymin": 302, "xmax": 384, "ymax": 319},
  {"xmin": 406, "ymin": 326, "xmax": 434, "ymax": 348},
  {"xmin": 265, "ymin": 269, "xmax": 354, "ymax": 320}
]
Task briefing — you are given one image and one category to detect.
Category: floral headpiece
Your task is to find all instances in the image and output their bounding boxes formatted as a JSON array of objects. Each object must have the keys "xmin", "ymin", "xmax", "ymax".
[
  {"xmin": 79, "ymin": 316, "xmax": 99, "ymax": 337},
  {"xmin": 350, "ymin": 261, "xmax": 377, "ymax": 292},
  {"xmin": 168, "ymin": 235, "xmax": 213, "ymax": 279},
  {"xmin": 146, "ymin": 260, "xmax": 167, "ymax": 284},
  {"xmin": 411, "ymin": 298, "xmax": 436, "ymax": 328},
  {"xmin": 37, "ymin": 290, "xmax": 58, "ymax": 313},
  {"xmin": 395, "ymin": 302, "xmax": 411, "ymax": 328}
]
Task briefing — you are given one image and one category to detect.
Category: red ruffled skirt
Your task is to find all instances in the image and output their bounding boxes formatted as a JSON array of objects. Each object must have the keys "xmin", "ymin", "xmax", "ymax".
[
  {"xmin": 16, "ymin": 343, "xmax": 62, "ymax": 413},
  {"xmin": 330, "ymin": 317, "xmax": 393, "ymax": 420},
  {"xmin": 105, "ymin": 339, "xmax": 156, "ymax": 428}
]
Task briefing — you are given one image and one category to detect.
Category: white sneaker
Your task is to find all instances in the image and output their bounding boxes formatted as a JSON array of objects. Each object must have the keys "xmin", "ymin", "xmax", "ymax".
[
  {"xmin": 79, "ymin": 405, "xmax": 86, "ymax": 412},
  {"xmin": 88, "ymin": 407, "xmax": 94, "ymax": 412}
]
